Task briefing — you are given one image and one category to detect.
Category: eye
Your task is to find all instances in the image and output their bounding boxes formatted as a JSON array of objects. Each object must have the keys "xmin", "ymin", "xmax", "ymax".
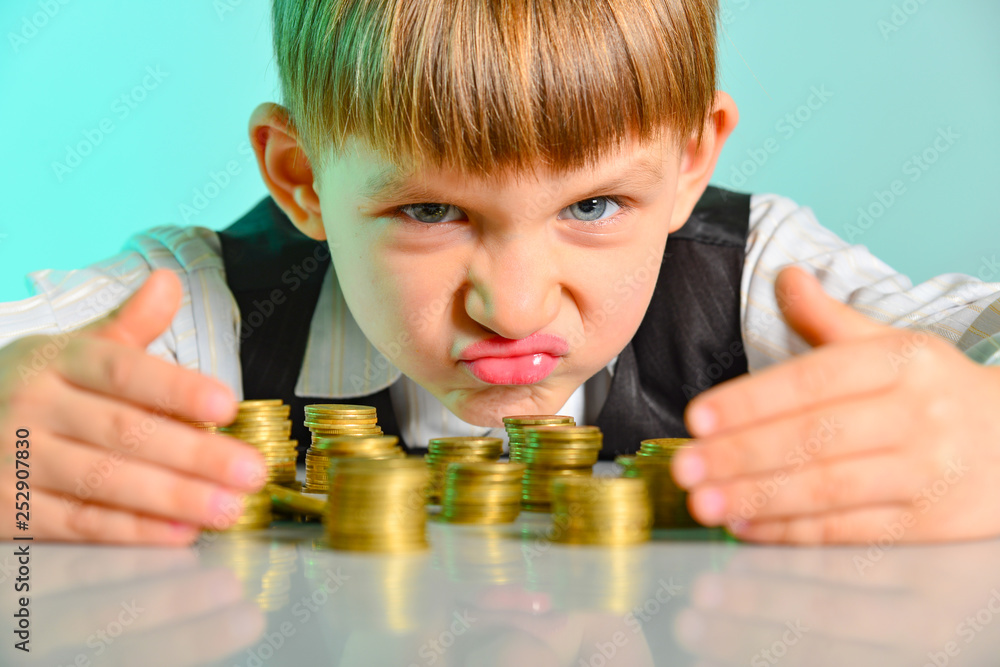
[
  {"xmin": 558, "ymin": 196, "xmax": 624, "ymax": 223},
  {"xmin": 398, "ymin": 203, "xmax": 465, "ymax": 224}
]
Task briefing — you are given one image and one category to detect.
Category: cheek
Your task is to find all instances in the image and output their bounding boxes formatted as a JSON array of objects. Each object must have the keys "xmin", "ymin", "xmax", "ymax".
[
  {"xmin": 330, "ymin": 241, "xmax": 461, "ymax": 366},
  {"xmin": 571, "ymin": 240, "xmax": 665, "ymax": 352}
]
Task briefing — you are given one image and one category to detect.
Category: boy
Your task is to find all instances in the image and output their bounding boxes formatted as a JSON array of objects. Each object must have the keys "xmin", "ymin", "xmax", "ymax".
[{"xmin": 3, "ymin": 0, "xmax": 1000, "ymax": 546}]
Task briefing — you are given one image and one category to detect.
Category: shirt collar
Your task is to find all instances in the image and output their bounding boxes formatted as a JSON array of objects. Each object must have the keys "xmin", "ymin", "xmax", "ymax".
[{"xmin": 295, "ymin": 264, "xmax": 402, "ymax": 398}]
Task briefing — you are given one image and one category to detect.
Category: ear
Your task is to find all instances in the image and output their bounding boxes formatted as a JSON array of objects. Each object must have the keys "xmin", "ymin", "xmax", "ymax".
[
  {"xmin": 247, "ymin": 102, "xmax": 326, "ymax": 240},
  {"xmin": 667, "ymin": 91, "xmax": 740, "ymax": 233}
]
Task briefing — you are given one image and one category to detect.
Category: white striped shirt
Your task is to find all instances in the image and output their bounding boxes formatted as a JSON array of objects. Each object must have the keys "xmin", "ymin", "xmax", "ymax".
[{"xmin": 4, "ymin": 193, "xmax": 999, "ymax": 447}]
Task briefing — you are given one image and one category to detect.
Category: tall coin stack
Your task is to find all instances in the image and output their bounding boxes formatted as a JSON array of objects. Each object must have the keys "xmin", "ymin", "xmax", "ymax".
[
  {"xmin": 325, "ymin": 458, "xmax": 430, "ymax": 552},
  {"xmin": 638, "ymin": 438, "xmax": 692, "ymax": 457},
  {"xmin": 627, "ymin": 437, "xmax": 699, "ymax": 527},
  {"xmin": 520, "ymin": 425, "xmax": 603, "ymax": 511},
  {"xmin": 224, "ymin": 491, "xmax": 273, "ymax": 531},
  {"xmin": 303, "ymin": 404, "xmax": 383, "ymax": 493},
  {"xmin": 424, "ymin": 437, "xmax": 504, "ymax": 503},
  {"xmin": 551, "ymin": 477, "xmax": 652, "ymax": 545},
  {"xmin": 439, "ymin": 461, "xmax": 526, "ymax": 524},
  {"xmin": 503, "ymin": 415, "xmax": 575, "ymax": 462},
  {"xmin": 305, "ymin": 435, "xmax": 403, "ymax": 493},
  {"xmin": 220, "ymin": 399, "xmax": 297, "ymax": 487},
  {"xmin": 616, "ymin": 455, "xmax": 697, "ymax": 528}
]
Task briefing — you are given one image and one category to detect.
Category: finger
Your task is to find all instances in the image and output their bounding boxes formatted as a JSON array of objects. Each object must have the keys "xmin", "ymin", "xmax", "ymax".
[
  {"xmin": 731, "ymin": 504, "xmax": 930, "ymax": 545},
  {"xmin": 46, "ymin": 382, "xmax": 265, "ymax": 490},
  {"xmin": 688, "ymin": 454, "xmax": 918, "ymax": 525},
  {"xmin": 684, "ymin": 330, "xmax": 924, "ymax": 437},
  {"xmin": 92, "ymin": 269, "xmax": 183, "ymax": 349},
  {"xmin": 776, "ymin": 266, "xmax": 887, "ymax": 347},
  {"xmin": 55, "ymin": 336, "xmax": 237, "ymax": 425},
  {"xmin": 30, "ymin": 487, "xmax": 200, "ymax": 545},
  {"xmin": 673, "ymin": 393, "xmax": 906, "ymax": 486},
  {"xmin": 33, "ymin": 429, "xmax": 246, "ymax": 529}
]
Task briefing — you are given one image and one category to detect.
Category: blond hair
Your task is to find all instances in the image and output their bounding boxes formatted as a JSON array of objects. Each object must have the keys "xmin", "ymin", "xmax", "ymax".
[{"xmin": 272, "ymin": 0, "xmax": 719, "ymax": 178}]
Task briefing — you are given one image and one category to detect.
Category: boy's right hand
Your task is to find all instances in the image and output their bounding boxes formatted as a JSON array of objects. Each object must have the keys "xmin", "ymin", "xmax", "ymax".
[{"xmin": 0, "ymin": 269, "xmax": 266, "ymax": 545}]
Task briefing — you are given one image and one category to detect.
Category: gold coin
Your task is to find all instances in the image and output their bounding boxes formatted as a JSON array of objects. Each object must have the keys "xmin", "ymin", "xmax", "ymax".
[
  {"xmin": 502, "ymin": 415, "xmax": 576, "ymax": 425},
  {"xmin": 239, "ymin": 399, "xmax": 284, "ymax": 408}
]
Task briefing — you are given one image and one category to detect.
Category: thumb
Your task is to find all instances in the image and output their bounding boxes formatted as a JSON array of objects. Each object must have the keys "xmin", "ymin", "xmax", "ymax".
[
  {"xmin": 91, "ymin": 269, "xmax": 183, "ymax": 349},
  {"xmin": 776, "ymin": 266, "xmax": 886, "ymax": 347}
]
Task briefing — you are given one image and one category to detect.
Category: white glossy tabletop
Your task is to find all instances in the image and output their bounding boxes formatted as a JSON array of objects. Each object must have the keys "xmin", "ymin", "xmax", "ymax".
[{"xmin": 6, "ymin": 494, "xmax": 1000, "ymax": 666}]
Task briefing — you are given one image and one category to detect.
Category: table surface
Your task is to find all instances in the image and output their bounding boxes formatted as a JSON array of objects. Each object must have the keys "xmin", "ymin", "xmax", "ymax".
[{"xmin": 7, "ymin": 485, "xmax": 1000, "ymax": 666}]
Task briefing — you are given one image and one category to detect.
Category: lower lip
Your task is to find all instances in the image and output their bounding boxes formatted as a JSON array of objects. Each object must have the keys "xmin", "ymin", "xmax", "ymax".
[{"xmin": 462, "ymin": 353, "xmax": 561, "ymax": 385}]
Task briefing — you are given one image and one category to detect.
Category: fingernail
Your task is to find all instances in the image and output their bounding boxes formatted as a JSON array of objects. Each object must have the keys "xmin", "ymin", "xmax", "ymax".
[
  {"xmin": 693, "ymin": 488, "xmax": 726, "ymax": 524},
  {"xmin": 231, "ymin": 456, "xmax": 267, "ymax": 489},
  {"xmin": 687, "ymin": 404, "xmax": 717, "ymax": 436},
  {"xmin": 672, "ymin": 451, "xmax": 705, "ymax": 487},
  {"xmin": 209, "ymin": 489, "xmax": 244, "ymax": 528}
]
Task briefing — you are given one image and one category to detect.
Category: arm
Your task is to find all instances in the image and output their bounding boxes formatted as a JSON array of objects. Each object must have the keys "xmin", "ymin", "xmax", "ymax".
[{"xmin": 739, "ymin": 193, "xmax": 1000, "ymax": 370}]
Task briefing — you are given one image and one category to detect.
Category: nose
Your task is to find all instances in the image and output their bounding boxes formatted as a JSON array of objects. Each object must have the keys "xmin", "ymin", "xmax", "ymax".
[{"xmin": 464, "ymin": 237, "xmax": 562, "ymax": 340}]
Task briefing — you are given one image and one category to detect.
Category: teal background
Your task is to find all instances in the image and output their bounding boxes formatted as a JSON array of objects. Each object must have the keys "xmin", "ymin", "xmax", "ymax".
[{"xmin": 0, "ymin": 0, "xmax": 998, "ymax": 302}]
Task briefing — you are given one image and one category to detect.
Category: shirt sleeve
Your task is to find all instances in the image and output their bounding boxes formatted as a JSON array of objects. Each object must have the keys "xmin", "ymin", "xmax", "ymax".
[
  {"xmin": 741, "ymin": 193, "xmax": 1000, "ymax": 373},
  {"xmin": 0, "ymin": 226, "xmax": 242, "ymax": 393}
]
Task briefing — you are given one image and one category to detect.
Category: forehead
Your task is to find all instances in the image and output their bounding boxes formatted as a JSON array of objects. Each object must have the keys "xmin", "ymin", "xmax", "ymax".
[{"xmin": 335, "ymin": 135, "xmax": 677, "ymax": 203}]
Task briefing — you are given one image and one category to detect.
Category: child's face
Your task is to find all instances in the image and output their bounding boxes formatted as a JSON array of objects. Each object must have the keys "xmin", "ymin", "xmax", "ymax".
[{"xmin": 312, "ymin": 136, "xmax": 688, "ymax": 427}]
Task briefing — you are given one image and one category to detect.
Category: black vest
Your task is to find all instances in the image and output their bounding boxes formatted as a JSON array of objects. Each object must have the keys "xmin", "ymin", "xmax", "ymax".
[{"xmin": 218, "ymin": 187, "xmax": 751, "ymax": 460}]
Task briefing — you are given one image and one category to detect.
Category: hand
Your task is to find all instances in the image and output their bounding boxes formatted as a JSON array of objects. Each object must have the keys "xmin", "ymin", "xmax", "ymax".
[
  {"xmin": 671, "ymin": 266, "xmax": 1000, "ymax": 543},
  {"xmin": 0, "ymin": 269, "xmax": 266, "ymax": 545}
]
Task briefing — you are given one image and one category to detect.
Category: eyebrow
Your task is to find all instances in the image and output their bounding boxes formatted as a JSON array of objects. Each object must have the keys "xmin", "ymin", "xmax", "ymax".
[{"xmin": 360, "ymin": 156, "xmax": 666, "ymax": 204}]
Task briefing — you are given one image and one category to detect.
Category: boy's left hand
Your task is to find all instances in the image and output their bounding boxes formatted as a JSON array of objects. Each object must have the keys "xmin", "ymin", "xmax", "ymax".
[{"xmin": 671, "ymin": 266, "xmax": 1000, "ymax": 544}]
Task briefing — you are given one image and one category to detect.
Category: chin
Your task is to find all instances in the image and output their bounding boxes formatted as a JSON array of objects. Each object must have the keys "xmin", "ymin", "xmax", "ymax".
[{"xmin": 445, "ymin": 384, "xmax": 569, "ymax": 427}]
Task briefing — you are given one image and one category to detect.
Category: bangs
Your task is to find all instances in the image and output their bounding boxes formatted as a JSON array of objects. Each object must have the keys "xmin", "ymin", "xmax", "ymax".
[{"xmin": 274, "ymin": 0, "xmax": 719, "ymax": 177}]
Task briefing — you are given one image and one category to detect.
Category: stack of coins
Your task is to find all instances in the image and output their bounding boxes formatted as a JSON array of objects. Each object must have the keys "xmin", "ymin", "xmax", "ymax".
[
  {"xmin": 220, "ymin": 399, "xmax": 297, "ymax": 487},
  {"xmin": 326, "ymin": 458, "xmax": 430, "ymax": 552},
  {"xmin": 439, "ymin": 461, "xmax": 526, "ymax": 523},
  {"xmin": 622, "ymin": 437, "xmax": 700, "ymax": 528},
  {"xmin": 616, "ymin": 455, "xmax": 697, "ymax": 528},
  {"xmin": 520, "ymin": 425, "xmax": 603, "ymax": 511},
  {"xmin": 304, "ymin": 434, "xmax": 403, "ymax": 493},
  {"xmin": 424, "ymin": 437, "xmax": 504, "ymax": 503},
  {"xmin": 225, "ymin": 491, "xmax": 273, "ymax": 530},
  {"xmin": 638, "ymin": 437, "xmax": 691, "ymax": 457},
  {"xmin": 502, "ymin": 415, "xmax": 575, "ymax": 462},
  {"xmin": 551, "ymin": 477, "xmax": 652, "ymax": 545},
  {"xmin": 302, "ymin": 404, "xmax": 383, "ymax": 492}
]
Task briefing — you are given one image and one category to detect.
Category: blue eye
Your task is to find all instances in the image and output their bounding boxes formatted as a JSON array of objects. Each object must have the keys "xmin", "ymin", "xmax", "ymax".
[
  {"xmin": 399, "ymin": 203, "xmax": 463, "ymax": 224},
  {"xmin": 560, "ymin": 196, "xmax": 623, "ymax": 222}
]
